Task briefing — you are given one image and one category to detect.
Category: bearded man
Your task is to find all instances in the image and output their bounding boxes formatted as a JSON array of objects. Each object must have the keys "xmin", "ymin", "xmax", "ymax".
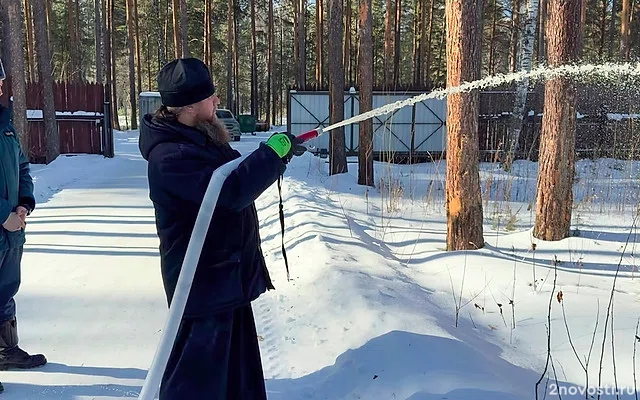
[{"xmin": 138, "ymin": 57, "xmax": 304, "ymax": 399}]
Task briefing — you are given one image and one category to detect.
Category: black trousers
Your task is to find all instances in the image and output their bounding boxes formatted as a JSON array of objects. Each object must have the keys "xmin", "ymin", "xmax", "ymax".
[
  {"xmin": 0, "ymin": 247, "xmax": 21, "ymax": 323},
  {"xmin": 159, "ymin": 304, "xmax": 268, "ymax": 400}
]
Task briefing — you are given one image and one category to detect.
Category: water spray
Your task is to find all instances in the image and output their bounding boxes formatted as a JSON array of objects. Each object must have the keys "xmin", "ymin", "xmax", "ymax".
[
  {"xmin": 138, "ymin": 61, "xmax": 640, "ymax": 399},
  {"xmin": 295, "ymin": 61, "xmax": 640, "ymax": 145}
]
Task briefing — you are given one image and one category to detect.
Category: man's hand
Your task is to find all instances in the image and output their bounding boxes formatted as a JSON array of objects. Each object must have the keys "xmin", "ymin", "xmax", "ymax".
[
  {"xmin": 16, "ymin": 206, "xmax": 28, "ymax": 223},
  {"xmin": 288, "ymin": 133, "xmax": 307, "ymax": 158},
  {"xmin": 265, "ymin": 132, "xmax": 307, "ymax": 163},
  {"xmin": 2, "ymin": 213, "xmax": 25, "ymax": 232}
]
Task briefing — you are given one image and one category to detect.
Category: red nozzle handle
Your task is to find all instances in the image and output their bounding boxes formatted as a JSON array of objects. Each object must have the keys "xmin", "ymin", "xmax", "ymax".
[{"xmin": 296, "ymin": 129, "xmax": 320, "ymax": 143}]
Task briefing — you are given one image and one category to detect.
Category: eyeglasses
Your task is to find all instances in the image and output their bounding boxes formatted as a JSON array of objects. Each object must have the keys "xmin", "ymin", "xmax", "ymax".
[{"xmin": 0, "ymin": 58, "xmax": 5, "ymax": 81}]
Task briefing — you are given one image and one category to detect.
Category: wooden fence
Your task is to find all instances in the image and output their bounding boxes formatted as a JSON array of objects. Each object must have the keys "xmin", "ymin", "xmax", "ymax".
[
  {"xmin": 478, "ymin": 84, "xmax": 640, "ymax": 161},
  {"xmin": 0, "ymin": 78, "xmax": 112, "ymax": 163}
]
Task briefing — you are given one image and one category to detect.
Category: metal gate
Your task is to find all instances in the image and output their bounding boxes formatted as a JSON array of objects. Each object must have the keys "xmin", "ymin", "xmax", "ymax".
[{"xmin": 287, "ymin": 90, "xmax": 447, "ymax": 160}]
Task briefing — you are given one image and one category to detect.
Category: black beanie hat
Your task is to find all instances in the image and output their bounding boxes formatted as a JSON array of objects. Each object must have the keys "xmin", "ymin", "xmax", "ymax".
[{"xmin": 157, "ymin": 58, "xmax": 216, "ymax": 107}]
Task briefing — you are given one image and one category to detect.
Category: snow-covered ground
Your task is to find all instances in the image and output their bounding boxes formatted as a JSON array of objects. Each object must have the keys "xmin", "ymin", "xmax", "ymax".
[{"xmin": 3, "ymin": 128, "xmax": 640, "ymax": 399}]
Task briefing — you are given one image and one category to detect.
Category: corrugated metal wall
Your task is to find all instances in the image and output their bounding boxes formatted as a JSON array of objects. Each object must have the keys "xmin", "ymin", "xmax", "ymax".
[
  {"xmin": 139, "ymin": 92, "xmax": 163, "ymax": 124},
  {"xmin": 288, "ymin": 91, "xmax": 447, "ymax": 158}
]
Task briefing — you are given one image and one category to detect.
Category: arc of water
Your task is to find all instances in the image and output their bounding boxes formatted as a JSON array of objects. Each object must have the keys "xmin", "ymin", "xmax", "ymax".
[{"xmin": 317, "ymin": 62, "xmax": 640, "ymax": 136}]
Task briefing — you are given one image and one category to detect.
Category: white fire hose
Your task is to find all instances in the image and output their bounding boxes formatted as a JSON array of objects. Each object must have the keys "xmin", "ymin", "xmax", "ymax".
[{"xmin": 137, "ymin": 154, "xmax": 248, "ymax": 400}]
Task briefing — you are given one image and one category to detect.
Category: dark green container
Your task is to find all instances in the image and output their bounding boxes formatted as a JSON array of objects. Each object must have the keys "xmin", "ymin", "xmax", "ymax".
[{"xmin": 237, "ymin": 114, "xmax": 257, "ymax": 133}]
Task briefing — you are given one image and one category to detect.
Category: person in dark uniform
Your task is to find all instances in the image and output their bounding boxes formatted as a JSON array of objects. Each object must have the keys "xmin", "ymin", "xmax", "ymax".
[
  {"xmin": 139, "ymin": 57, "xmax": 305, "ymax": 399},
  {"xmin": 0, "ymin": 58, "xmax": 48, "ymax": 393}
]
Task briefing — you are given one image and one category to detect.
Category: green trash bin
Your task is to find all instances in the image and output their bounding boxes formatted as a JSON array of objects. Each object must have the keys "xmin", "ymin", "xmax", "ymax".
[{"xmin": 237, "ymin": 114, "xmax": 257, "ymax": 133}]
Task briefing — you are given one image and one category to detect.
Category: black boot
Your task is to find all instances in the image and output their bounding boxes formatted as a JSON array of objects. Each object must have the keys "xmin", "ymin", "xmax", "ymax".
[
  {"xmin": 0, "ymin": 381, "xmax": 4, "ymax": 393},
  {"xmin": 0, "ymin": 318, "xmax": 46, "ymax": 370}
]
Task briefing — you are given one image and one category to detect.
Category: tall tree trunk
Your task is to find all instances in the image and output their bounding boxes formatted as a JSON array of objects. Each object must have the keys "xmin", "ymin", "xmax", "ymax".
[
  {"xmin": 208, "ymin": 0, "xmax": 214, "ymax": 70},
  {"xmin": 165, "ymin": 0, "xmax": 170, "ymax": 62},
  {"xmin": 538, "ymin": 0, "xmax": 547, "ymax": 62},
  {"xmin": 179, "ymin": 0, "xmax": 188, "ymax": 57},
  {"xmin": 278, "ymin": 5, "xmax": 284, "ymax": 124},
  {"xmin": 251, "ymin": 0, "xmax": 258, "ymax": 116},
  {"xmin": 621, "ymin": 0, "xmax": 632, "ymax": 59},
  {"xmin": 344, "ymin": 0, "xmax": 352, "ymax": 86},
  {"xmin": 393, "ymin": 0, "xmax": 401, "ymax": 86},
  {"xmin": 156, "ymin": 0, "xmax": 166, "ymax": 67},
  {"xmin": 608, "ymin": 0, "xmax": 617, "ymax": 58},
  {"xmin": 75, "ymin": 0, "xmax": 80, "ymax": 78},
  {"xmin": 45, "ymin": 0, "xmax": 52, "ymax": 45},
  {"xmin": 102, "ymin": 0, "xmax": 110, "ymax": 89},
  {"xmin": 146, "ymin": 8, "xmax": 152, "ymax": 89},
  {"xmin": 94, "ymin": 0, "xmax": 103, "ymax": 83},
  {"xmin": 489, "ymin": 0, "xmax": 498, "ymax": 74},
  {"xmin": 437, "ymin": 14, "xmax": 445, "ymax": 85},
  {"xmin": 172, "ymin": 0, "xmax": 180, "ymax": 58},
  {"xmin": 134, "ymin": 0, "xmax": 142, "ymax": 91},
  {"xmin": 328, "ymin": 0, "xmax": 347, "ymax": 174},
  {"xmin": 353, "ymin": 28, "xmax": 359, "ymax": 85},
  {"xmin": 227, "ymin": 0, "xmax": 234, "ymax": 111},
  {"xmin": 126, "ymin": 0, "xmax": 137, "ymax": 129},
  {"xmin": 509, "ymin": 0, "xmax": 521, "ymax": 72},
  {"xmin": 0, "ymin": 4, "xmax": 11, "ymax": 70},
  {"xmin": 507, "ymin": 0, "xmax": 539, "ymax": 166},
  {"xmin": 533, "ymin": 0, "xmax": 582, "ymax": 241},
  {"xmin": 3, "ymin": 0, "xmax": 29, "ymax": 155},
  {"xmin": 598, "ymin": 0, "xmax": 607, "ymax": 57},
  {"xmin": 316, "ymin": 0, "xmax": 323, "ymax": 88},
  {"xmin": 204, "ymin": 0, "xmax": 210, "ymax": 66},
  {"xmin": 71, "ymin": 0, "xmax": 79, "ymax": 80},
  {"xmin": 267, "ymin": 0, "xmax": 273, "ymax": 123},
  {"xmin": 24, "ymin": 0, "xmax": 36, "ymax": 83},
  {"xmin": 579, "ymin": 0, "xmax": 586, "ymax": 55},
  {"xmin": 383, "ymin": 0, "xmax": 394, "ymax": 88},
  {"xmin": 158, "ymin": 0, "xmax": 170, "ymax": 65},
  {"xmin": 294, "ymin": 0, "xmax": 299, "ymax": 88},
  {"xmin": 418, "ymin": 0, "xmax": 428, "ymax": 86},
  {"xmin": 233, "ymin": 4, "xmax": 240, "ymax": 114},
  {"xmin": 109, "ymin": 0, "xmax": 121, "ymax": 130},
  {"xmin": 67, "ymin": 0, "xmax": 76, "ymax": 80},
  {"xmin": 424, "ymin": 0, "xmax": 435, "ymax": 85},
  {"xmin": 445, "ymin": 0, "xmax": 485, "ymax": 251},
  {"xmin": 632, "ymin": 0, "xmax": 640, "ymax": 58},
  {"xmin": 358, "ymin": 0, "xmax": 374, "ymax": 186},
  {"xmin": 155, "ymin": 0, "xmax": 160, "ymax": 67},
  {"xmin": 71, "ymin": 0, "xmax": 78, "ymax": 80},
  {"xmin": 296, "ymin": 0, "xmax": 306, "ymax": 89},
  {"xmin": 32, "ymin": 0, "xmax": 59, "ymax": 162},
  {"xmin": 103, "ymin": 0, "xmax": 112, "ymax": 126},
  {"xmin": 412, "ymin": 0, "xmax": 421, "ymax": 86}
]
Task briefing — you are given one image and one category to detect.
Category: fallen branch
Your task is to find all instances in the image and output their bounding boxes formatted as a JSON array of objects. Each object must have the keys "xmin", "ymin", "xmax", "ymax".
[
  {"xmin": 611, "ymin": 303, "xmax": 619, "ymax": 400},
  {"xmin": 561, "ymin": 295, "xmax": 600, "ymax": 397},
  {"xmin": 597, "ymin": 210, "xmax": 640, "ymax": 400},
  {"xmin": 550, "ymin": 353, "xmax": 562, "ymax": 400},
  {"xmin": 634, "ymin": 318, "xmax": 639, "ymax": 400},
  {"xmin": 536, "ymin": 254, "xmax": 558, "ymax": 400},
  {"xmin": 489, "ymin": 285, "xmax": 509, "ymax": 328},
  {"xmin": 510, "ymin": 247, "xmax": 517, "ymax": 344},
  {"xmin": 532, "ymin": 241, "xmax": 538, "ymax": 292}
]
